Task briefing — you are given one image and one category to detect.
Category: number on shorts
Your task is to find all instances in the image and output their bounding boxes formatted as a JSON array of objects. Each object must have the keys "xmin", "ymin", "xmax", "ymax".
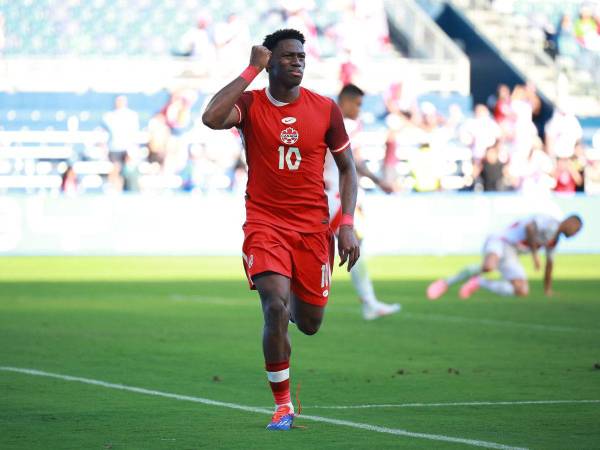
[{"xmin": 321, "ymin": 263, "xmax": 331, "ymax": 288}]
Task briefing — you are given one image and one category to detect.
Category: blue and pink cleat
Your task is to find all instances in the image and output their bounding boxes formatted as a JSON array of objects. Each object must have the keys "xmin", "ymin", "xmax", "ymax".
[{"xmin": 266, "ymin": 404, "xmax": 295, "ymax": 431}]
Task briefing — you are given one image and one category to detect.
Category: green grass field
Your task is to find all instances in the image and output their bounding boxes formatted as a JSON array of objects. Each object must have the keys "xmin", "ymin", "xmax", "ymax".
[{"xmin": 1, "ymin": 255, "xmax": 599, "ymax": 450}]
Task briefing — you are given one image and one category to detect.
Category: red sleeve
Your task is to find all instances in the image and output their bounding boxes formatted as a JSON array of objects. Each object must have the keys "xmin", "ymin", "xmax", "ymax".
[
  {"xmin": 325, "ymin": 100, "xmax": 351, "ymax": 154},
  {"xmin": 234, "ymin": 91, "xmax": 254, "ymax": 127}
]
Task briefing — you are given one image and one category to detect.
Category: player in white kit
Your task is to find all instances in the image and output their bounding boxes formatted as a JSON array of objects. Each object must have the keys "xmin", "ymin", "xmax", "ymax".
[
  {"xmin": 427, "ymin": 214, "xmax": 582, "ymax": 299},
  {"xmin": 325, "ymin": 84, "xmax": 401, "ymax": 319}
]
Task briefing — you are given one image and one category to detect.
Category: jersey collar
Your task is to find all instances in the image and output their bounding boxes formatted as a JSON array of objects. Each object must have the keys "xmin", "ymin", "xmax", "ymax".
[{"xmin": 265, "ymin": 88, "xmax": 289, "ymax": 107}]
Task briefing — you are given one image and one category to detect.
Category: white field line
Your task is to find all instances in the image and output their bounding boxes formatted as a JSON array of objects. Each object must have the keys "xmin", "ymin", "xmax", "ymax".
[
  {"xmin": 167, "ymin": 295, "xmax": 597, "ymax": 334},
  {"xmin": 401, "ymin": 312, "xmax": 598, "ymax": 334},
  {"xmin": 0, "ymin": 366, "xmax": 527, "ymax": 450},
  {"xmin": 305, "ymin": 400, "xmax": 600, "ymax": 409}
]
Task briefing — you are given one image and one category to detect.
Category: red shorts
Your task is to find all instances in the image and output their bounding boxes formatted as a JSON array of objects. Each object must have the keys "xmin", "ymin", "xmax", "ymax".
[{"xmin": 242, "ymin": 222, "xmax": 335, "ymax": 307}]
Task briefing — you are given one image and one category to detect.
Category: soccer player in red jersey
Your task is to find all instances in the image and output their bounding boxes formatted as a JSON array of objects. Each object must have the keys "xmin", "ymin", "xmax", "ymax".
[{"xmin": 202, "ymin": 29, "xmax": 360, "ymax": 430}]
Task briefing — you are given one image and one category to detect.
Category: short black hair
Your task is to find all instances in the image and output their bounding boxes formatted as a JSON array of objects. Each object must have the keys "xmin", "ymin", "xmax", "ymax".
[
  {"xmin": 567, "ymin": 214, "xmax": 583, "ymax": 225},
  {"xmin": 339, "ymin": 83, "xmax": 365, "ymax": 101},
  {"xmin": 262, "ymin": 29, "xmax": 305, "ymax": 51}
]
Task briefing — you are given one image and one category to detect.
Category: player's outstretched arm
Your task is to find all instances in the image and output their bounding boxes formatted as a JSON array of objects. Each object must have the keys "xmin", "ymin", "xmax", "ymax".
[
  {"xmin": 333, "ymin": 149, "xmax": 360, "ymax": 271},
  {"xmin": 202, "ymin": 45, "xmax": 271, "ymax": 130},
  {"xmin": 525, "ymin": 221, "xmax": 541, "ymax": 270},
  {"xmin": 356, "ymin": 160, "xmax": 394, "ymax": 193}
]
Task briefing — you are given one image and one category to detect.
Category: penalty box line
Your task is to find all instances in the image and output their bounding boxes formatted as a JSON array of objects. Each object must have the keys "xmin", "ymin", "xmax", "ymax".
[{"xmin": 1, "ymin": 366, "xmax": 527, "ymax": 450}]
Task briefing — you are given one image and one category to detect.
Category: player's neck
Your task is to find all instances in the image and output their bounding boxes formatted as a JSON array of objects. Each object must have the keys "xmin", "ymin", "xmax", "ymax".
[{"xmin": 267, "ymin": 84, "xmax": 300, "ymax": 104}]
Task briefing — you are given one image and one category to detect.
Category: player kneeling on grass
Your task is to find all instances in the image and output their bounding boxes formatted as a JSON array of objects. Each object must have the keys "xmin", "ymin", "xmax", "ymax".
[
  {"xmin": 427, "ymin": 214, "xmax": 582, "ymax": 300},
  {"xmin": 202, "ymin": 29, "xmax": 360, "ymax": 430}
]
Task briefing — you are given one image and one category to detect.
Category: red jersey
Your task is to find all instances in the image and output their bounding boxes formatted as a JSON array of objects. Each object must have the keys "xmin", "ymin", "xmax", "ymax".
[{"xmin": 234, "ymin": 87, "xmax": 350, "ymax": 232}]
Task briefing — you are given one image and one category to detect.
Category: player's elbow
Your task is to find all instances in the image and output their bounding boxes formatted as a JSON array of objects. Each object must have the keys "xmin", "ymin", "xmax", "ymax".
[{"xmin": 201, "ymin": 110, "xmax": 221, "ymax": 129}]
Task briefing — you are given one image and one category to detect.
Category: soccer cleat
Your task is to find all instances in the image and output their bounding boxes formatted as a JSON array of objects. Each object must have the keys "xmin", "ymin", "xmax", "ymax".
[
  {"xmin": 362, "ymin": 301, "xmax": 401, "ymax": 321},
  {"xmin": 266, "ymin": 404, "xmax": 294, "ymax": 431},
  {"xmin": 426, "ymin": 279, "xmax": 448, "ymax": 300},
  {"xmin": 459, "ymin": 276, "xmax": 481, "ymax": 299}
]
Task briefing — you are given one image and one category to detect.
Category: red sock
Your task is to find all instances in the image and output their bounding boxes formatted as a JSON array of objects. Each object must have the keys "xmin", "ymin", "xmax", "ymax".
[{"xmin": 266, "ymin": 360, "xmax": 291, "ymax": 406}]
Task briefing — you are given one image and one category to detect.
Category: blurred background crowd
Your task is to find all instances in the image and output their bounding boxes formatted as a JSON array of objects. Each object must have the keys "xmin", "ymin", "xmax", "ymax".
[{"xmin": 0, "ymin": 0, "xmax": 599, "ymax": 196}]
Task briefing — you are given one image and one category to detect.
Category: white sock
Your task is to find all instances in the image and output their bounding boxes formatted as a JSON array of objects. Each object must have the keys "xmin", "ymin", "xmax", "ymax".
[
  {"xmin": 350, "ymin": 257, "xmax": 378, "ymax": 307},
  {"xmin": 479, "ymin": 279, "xmax": 515, "ymax": 296},
  {"xmin": 447, "ymin": 264, "xmax": 480, "ymax": 286}
]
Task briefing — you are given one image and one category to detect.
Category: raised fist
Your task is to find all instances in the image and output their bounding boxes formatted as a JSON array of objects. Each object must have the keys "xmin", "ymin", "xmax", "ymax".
[{"xmin": 249, "ymin": 45, "xmax": 271, "ymax": 71}]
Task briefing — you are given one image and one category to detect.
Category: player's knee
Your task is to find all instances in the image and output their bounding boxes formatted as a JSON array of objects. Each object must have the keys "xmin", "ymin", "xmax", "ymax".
[
  {"xmin": 482, "ymin": 262, "xmax": 495, "ymax": 273},
  {"xmin": 513, "ymin": 281, "xmax": 529, "ymax": 297},
  {"xmin": 262, "ymin": 297, "xmax": 288, "ymax": 328},
  {"xmin": 296, "ymin": 317, "xmax": 322, "ymax": 336}
]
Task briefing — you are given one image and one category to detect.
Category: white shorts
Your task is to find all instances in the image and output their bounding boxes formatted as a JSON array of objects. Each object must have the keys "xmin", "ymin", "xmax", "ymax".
[
  {"xmin": 327, "ymin": 190, "xmax": 365, "ymax": 237},
  {"xmin": 483, "ymin": 237, "xmax": 527, "ymax": 281}
]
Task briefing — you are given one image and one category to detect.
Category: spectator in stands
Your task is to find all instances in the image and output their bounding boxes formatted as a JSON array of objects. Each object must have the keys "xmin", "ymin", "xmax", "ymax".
[
  {"xmin": 511, "ymin": 137, "xmax": 555, "ymax": 195},
  {"xmin": 339, "ymin": 49, "xmax": 359, "ymax": 86},
  {"xmin": 574, "ymin": 5, "xmax": 600, "ymax": 80},
  {"xmin": 174, "ymin": 13, "xmax": 216, "ymax": 70},
  {"xmin": 544, "ymin": 102, "xmax": 582, "ymax": 158},
  {"xmin": 410, "ymin": 143, "xmax": 443, "ymax": 192},
  {"xmin": 102, "ymin": 95, "xmax": 140, "ymax": 164},
  {"xmin": 61, "ymin": 165, "xmax": 77, "ymax": 195},
  {"xmin": 283, "ymin": 2, "xmax": 321, "ymax": 60},
  {"xmin": 384, "ymin": 81, "xmax": 419, "ymax": 120},
  {"xmin": 493, "ymin": 84, "xmax": 513, "ymax": 135},
  {"xmin": 556, "ymin": 14, "xmax": 580, "ymax": 60},
  {"xmin": 460, "ymin": 104, "xmax": 501, "ymax": 161},
  {"xmin": 146, "ymin": 112, "xmax": 171, "ymax": 166},
  {"xmin": 105, "ymin": 162, "xmax": 124, "ymax": 193},
  {"xmin": 584, "ymin": 158, "xmax": 600, "ymax": 194},
  {"xmin": 510, "ymin": 85, "xmax": 537, "ymax": 159},
  {"xmin": 475, "ymin": 140, "xmax": 509, "ymax": 192},
  {"xmin": 574, "ymin": 5, "xmax": 600, "ymax": 51},
  {"xmin": 122, "ymin": 153, "xmax": 141, "ymax": 192},
  {"xmin": 525, "ymin": 81, "xmax": 542, "ymax": 123},
  {"xmin": 160, "ymin": 89, "xmax": 198, "ymax": 174},
  {"xmin": 214, "ymin": 13, "xmax": 251, "ymax": 74},
  {"xmin": 554, "ymin": 156, "xmax": 583, "ymax": 193}
]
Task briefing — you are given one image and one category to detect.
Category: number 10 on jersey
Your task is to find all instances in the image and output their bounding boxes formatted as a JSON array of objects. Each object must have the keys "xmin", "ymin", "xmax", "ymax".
[{"xmin": 278, "ymin": 146, "xmax": 301, "ymax": 170}]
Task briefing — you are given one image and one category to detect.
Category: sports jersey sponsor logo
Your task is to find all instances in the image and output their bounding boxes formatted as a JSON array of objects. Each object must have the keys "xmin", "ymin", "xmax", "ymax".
[
  {"xmin": 280, "ymin": 127, "xmax": 299, "ymax": 145},
  {"xmin": 281, "ymin": 116, "xmax": 296, "ymax": 124}
]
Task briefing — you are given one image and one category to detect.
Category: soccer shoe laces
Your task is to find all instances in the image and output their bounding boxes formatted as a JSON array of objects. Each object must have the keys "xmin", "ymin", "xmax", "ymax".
[{"xmin": 271, "ymin": 404, "xmax": 293, "ymax": 423}]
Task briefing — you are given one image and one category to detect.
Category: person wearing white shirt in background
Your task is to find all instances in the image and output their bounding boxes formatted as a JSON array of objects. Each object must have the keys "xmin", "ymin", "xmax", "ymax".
[
  {"xmin": 102, "ymin": 95, "xmax": 140, "ymax": 164},
  {"xmin": 325, "ymin": 84, "xmax": 401, "ymax": 320},
  {"xmin": 544, "ymin": 102, "xmax": 583, "ymax": 159},
  {"xmin": 460, "ymin": 104, "xmax": 502, "ymax": 162}
]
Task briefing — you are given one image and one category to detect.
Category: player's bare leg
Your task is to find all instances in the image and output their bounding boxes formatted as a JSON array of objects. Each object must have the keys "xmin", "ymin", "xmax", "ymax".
[
  {"xmin": 254, "ymin": 273, "xmax": 291, "ymax": 362},
  {"xmin": 460, "ymin": 254, "xmax": 524, "ymax": 298},
  {"xmin": 290, "ymin": 293, "xmax": 324, "ymax": 335},
  {"xmin": 427, "ymin": 259, "xmax": 485, "ymax": 300},
  {"xmin": 253, "ymin": 273, "xmax": 295, "ymax": 430}
]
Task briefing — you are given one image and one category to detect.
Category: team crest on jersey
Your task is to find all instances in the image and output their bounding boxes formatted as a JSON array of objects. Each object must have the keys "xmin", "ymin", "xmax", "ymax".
[
  {"xmin": 280, "ymin": 127, "xmax": 299, "ymax": 145},
  {"xmin": 281, "ymin": 116, "xmax": 296, "ymax": 124}
]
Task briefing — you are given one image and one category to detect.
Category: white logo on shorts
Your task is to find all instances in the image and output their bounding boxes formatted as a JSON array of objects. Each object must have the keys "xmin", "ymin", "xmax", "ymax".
[
  {"xmin": 322, "ymin": 289, "xmax": 329, "ymax": 297},
  {"xmin": 243, "ymin": 252, "xmax": 254, "ymax": 268}
]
